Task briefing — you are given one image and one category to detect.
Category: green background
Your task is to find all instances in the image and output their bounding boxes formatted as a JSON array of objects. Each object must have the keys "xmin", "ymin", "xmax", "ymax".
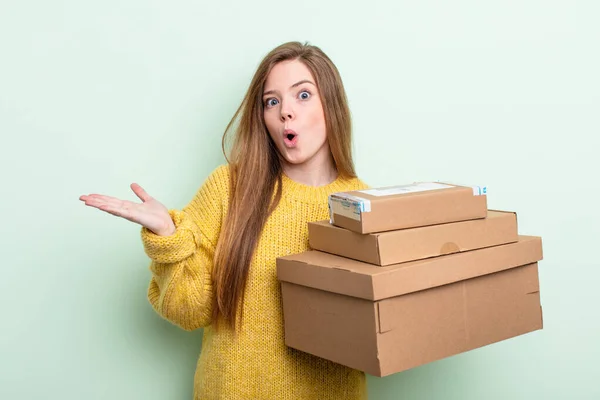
[{"xmin": 1, "ymin": 1, "xmax": 598, "ymax": 399}]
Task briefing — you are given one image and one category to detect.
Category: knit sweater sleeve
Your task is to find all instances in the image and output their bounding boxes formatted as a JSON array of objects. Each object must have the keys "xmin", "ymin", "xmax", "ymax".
[{"xmin": 140, "ymin": 165, "xmax": 230, "ymax": 331}]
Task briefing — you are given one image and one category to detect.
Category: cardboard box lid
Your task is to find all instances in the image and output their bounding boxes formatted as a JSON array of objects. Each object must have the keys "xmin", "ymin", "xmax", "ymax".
[{"xmin": 277, "ymin": 235, "xmax": 542, "ymax": 301}]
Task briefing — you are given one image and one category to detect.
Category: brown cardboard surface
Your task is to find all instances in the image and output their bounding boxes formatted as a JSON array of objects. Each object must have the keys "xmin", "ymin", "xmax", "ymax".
[
  {"xmin": 280, "ymin": 262, "xmax": 543, "ymax": 376},
  {"xmin": 309, "ymin": 210, "xmax": 518, "ymax": 266},
  {"xmin": 328, "ymin": 182, "xmax": 487, "ymax": 233},
  {"xmin": 277, "ymin": 235, "xmax": 542, "ymax": 301}
]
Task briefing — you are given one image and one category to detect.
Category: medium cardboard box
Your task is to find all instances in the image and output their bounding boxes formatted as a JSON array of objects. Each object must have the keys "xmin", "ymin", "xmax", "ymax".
[
  {"xmin": 329, "ymin": 182, "xmax": 488, "ymax": 234},
  {"xmin": 309, "ymin": 210, "xmax": 518, "ymax": 266},
  {"xmin": 276, "ymin": 236, "xmax": 543, "ymax": 377}
]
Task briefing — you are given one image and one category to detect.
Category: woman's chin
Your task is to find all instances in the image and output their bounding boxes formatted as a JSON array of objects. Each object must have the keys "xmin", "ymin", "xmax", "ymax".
[{"xmin": 281, "ymin": 153, "xmax": 309, "ymax": 166}]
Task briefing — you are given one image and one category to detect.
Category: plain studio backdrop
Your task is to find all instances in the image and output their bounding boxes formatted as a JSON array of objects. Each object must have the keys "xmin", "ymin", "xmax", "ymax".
[{"xmin": 1, "ymin": 1, "xmax": 598, "ymax": 399}]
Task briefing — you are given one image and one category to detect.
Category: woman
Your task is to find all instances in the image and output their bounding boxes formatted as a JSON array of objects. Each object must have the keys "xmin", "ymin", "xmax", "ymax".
[{"xmin": 80, "ymin": 41, "xmax": 369, "ymax": 400}]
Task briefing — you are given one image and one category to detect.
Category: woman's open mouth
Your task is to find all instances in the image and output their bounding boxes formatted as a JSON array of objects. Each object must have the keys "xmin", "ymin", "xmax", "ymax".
[{"xmin": 283, "ymin": 130, "xmax": 298, "ymax": 147}]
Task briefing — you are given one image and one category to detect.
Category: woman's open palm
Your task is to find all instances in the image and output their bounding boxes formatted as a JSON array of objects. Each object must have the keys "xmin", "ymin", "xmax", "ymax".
[{"xmin": 79, "ymin": 183, "xmax": 175, "ymax": 236}]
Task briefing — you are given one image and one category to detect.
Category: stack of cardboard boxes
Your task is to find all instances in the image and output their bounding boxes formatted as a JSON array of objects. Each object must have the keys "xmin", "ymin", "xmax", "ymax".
[{"xmin": 276, "ymin": 182, "xmax": 544, "ymax": 377}]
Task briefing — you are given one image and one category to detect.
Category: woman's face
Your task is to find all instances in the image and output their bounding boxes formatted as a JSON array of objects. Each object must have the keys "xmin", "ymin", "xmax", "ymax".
[{"xmin": 263, "ymin": 59, "xmax": 330, "ymax": 170}]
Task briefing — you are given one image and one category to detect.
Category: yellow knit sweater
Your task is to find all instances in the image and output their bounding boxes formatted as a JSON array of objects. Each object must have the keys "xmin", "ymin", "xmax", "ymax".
[{"xmin": 140, "ymin": 164, "xmax": 370, "ymax": 400}]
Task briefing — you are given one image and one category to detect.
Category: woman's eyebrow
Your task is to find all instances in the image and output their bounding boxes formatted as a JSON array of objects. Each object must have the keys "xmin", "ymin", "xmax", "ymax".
[{"xmin": 263, "ymin": 79, "xmax": 316, "ymax": 96}]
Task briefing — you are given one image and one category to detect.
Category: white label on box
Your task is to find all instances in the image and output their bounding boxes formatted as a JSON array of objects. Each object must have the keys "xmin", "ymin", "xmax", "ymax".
[
  {"xmin": 358, "ymin": 182, "xmax": 454, "ymax": 197},
  {"xmin": 328, "ymin": 193, "xmax": 371, "ymax": 222},
  {"xmin": 470, "ymin": 185, "xmax": 487, "ymax": 196}
]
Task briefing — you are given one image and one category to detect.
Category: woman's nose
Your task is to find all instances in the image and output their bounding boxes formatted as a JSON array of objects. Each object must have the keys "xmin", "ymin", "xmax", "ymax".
[
  {"xmin": 280, "ymin": 112, "xmax": 293, "ymax": 122},
  {"xmin": 280, "ymin": 102, "xmax": 294, "ymax": 122}
]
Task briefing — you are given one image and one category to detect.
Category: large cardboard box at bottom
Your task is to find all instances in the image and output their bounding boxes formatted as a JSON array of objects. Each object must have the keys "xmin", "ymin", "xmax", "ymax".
[{"xmin": 276, "ymin": 236, "xmax": 543, "ymax": 377}]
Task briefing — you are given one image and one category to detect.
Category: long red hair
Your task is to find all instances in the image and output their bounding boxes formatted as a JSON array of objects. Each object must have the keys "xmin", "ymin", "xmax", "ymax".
[{"xmin": 213, "ymin": 41, "xmax": 357, "ymax": 330}]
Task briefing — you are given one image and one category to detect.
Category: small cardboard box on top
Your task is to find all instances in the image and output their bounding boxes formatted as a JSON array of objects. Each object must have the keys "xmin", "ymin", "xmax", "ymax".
[
  {"xmin": 309, "ymin": 210, "xmax": 518, "ymax": 266},
  {"xmin": 276, "ymin": 236, "xmax": 544, "ymax": 377},
  {"xmin": 328, "ymin": 182, "xmax": 488, "ymax": 234}
]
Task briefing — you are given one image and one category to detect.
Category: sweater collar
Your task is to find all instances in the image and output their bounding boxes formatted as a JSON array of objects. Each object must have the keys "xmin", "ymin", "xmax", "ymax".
[{"xmin": 279, "ymin": 171, "xmax": 358, "ymax": 205}]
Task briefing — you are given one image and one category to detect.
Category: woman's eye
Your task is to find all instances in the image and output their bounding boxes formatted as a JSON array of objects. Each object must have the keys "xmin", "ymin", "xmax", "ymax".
[
  {"xmin": 299, "ymin": 91, "xmax": 311, "ymax": 100},
  {"xmin": 265, "ymin": 98, "xmax": 279, "ymax": 107}
]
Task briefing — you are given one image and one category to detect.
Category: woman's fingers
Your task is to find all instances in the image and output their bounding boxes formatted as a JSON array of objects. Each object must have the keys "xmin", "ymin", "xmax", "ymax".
[
  {"xmin": 130, "ymin": 183, "xmax": 151, "ymax": 202},
  {"xmin": 81, "ymin": 195, "xmax": 136, "ymax": 218},
  {"xmin": 81, "ymin": 195, "xmax": 115, "ymax": 210},
  {"xmin": 99, "ymin": 200, "xmax": 138, "ymax": 220},
  {"xmin": 97, "ymin": 204, "xmax": 124, "ymax": 218},
  {"xmin": 80, "ymin": 196, "xmax": 108, "ymax": 209},
  {"xmin": 80, "ymin": 185, "xmax": 152, "ymax": 207},
  {"xmin": 80, "ymin": 193, "xmax": 120, "ymax": 205}
]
